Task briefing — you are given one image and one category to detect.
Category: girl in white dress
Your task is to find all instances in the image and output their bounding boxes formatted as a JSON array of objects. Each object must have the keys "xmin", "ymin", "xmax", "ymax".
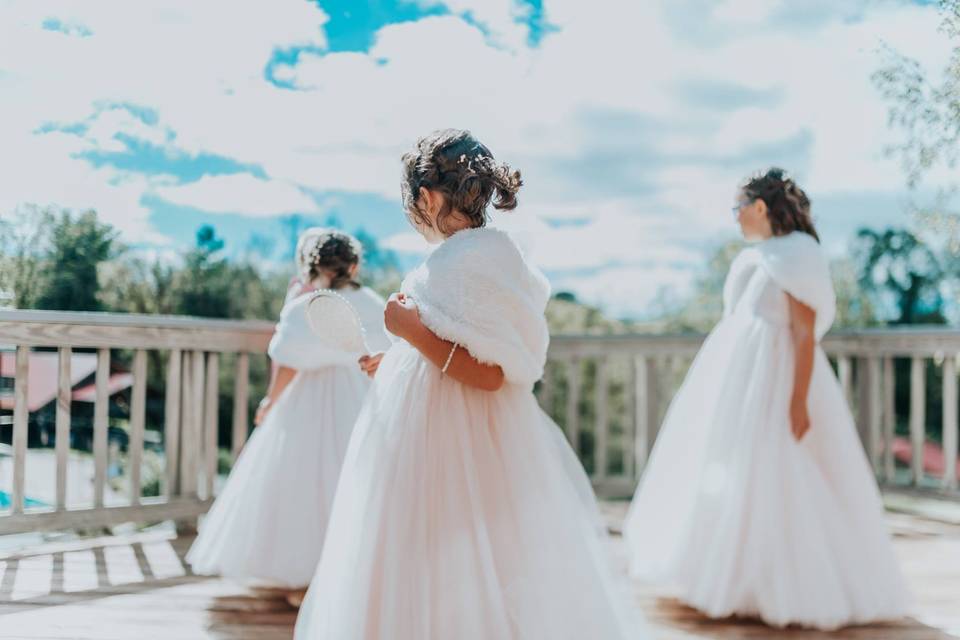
[
  {"xmin": 294, "ymin": 129, "xmax": 636, "ymax": 640},
  {"xmin": 186, "ymin": 229, "xmax": 390, "ymax": 593},
  {"xmin": 624, "ymin": 168, "xmax": 909, "ymax": 630}
]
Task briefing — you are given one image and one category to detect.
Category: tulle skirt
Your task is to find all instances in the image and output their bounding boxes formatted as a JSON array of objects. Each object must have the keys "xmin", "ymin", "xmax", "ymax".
[
  {"xmin": 186, "ymin": 365, "xmax": 369, "ymax": 587},
  {"xmin": 624, "ymin": 313, "xmax": 909, "ymax": 629},
  {"xmin": 294, "ymin": 342, "xmax": 639, "ymax": 639}
]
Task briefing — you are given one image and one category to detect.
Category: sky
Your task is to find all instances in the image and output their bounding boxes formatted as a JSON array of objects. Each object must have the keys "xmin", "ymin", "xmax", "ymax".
[{"xmin": 0, "ymin": 0, "xmax": 955, "ymax": 319}]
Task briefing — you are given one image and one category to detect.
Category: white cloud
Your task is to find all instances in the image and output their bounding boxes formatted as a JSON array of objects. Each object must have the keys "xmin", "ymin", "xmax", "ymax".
[
  {"xmin": 152, "ymin": 173, "xmax": 321, "ymax": 216},
  {"xmin": 0, "ymin": 0, "xmax": 954, "ymax": 317}
]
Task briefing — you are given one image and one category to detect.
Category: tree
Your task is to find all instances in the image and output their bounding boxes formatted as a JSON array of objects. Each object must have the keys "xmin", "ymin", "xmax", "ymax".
[
  {"xmin": 852, "ymin": 228, "xmax": 946, "ymax": 325},
  {"xmin": 831, "ymin": 256, "xmax": 878, "ymax": 329},
  {"xmin": 0, "ymin": 206, "xmax": 53, "ymax": 309},
  {"xmin": 873, "ymin": 0, "xmax": 960, "ymax": 250},
  {"xmin": 35, "ymin": 210, "xmax": 120, "ymax": 311}
]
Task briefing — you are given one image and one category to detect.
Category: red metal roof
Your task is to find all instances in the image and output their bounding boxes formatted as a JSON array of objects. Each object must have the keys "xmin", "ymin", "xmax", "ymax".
[{"xmin": 0, "ymin": 351, "xmax": 132, "ymax": 411}]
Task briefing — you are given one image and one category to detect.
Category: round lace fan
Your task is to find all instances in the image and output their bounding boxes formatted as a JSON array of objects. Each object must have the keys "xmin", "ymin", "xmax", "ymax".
[{"xmin": 305, "ymin": 290, "xmax": 369, "ymax": 354}]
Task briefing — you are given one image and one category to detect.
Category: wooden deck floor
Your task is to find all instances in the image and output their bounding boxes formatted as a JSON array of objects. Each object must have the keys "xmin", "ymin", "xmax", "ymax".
[{"xmin": 1, "ymin": 506, "xmax": 958, "ymax": 640}]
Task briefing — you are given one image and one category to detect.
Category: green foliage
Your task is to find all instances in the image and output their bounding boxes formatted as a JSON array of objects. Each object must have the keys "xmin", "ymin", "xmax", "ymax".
[
  {"xmin": 546, "ymin": 293, "xmax": 635, "ymax": 335},
  {"xmin": 852, "ymin": 228, "xmax": 947, "ymax": 325},
  {"xmin": 0, "ymin": 207, "xmax": 119, "ymax": 311},
  {"xmin": 36, "ymin": 210, "xmax": 120, "ymax": 311},
  {"xmin": 0, "ymin": 206, "xmax": 51, "ymax": 309},
  {"xmin": 873, "ymin": 0, "xmax": 960, "ymax": 249}
]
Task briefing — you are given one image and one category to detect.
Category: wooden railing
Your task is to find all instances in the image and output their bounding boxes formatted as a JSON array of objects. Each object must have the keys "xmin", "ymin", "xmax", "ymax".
[
  {"xmin": 543, "ymin": 329, "xmax": 960, "ymax": 498},
  {"xmin": 0, "ymin": 310, "xmax": 273, "ymax": 534},
  {"xmin": 1, "ymin": 311, "xmax": 957, "ymax": 535}
]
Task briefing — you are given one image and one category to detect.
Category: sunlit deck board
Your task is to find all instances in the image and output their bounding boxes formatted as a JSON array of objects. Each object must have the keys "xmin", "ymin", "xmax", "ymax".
[{"xmin": 1, "ymin": 508, "xmax": 957, "ymax": 640}]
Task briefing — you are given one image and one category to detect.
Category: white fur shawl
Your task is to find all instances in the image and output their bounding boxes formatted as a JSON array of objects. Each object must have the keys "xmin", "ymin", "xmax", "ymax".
[
  {"xmin": 401, "ymin": 227, "xmax": 551, "ymax": 387},
  {"xmin": 724, "ymin": 232, "xmax": 836, "ymax": 339}
]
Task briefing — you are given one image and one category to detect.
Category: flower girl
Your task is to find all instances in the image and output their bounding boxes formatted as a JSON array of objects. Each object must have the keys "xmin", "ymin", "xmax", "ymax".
[
  {"xmin": 294, "ymin": 129, "xmax": 636, "ymax": 639},
  {"xmin": 624, "ymin": 168, "xmax": 908, "ymax": 629},
  {"xmin": 187, "ymin": 229, "xmax": 389, "ymax": 592}
]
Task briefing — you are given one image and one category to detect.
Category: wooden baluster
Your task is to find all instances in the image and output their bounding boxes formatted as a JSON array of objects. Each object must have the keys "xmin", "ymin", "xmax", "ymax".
[
  {"xmin": 909, "ymin": 356, "xmax": 926, "ymax": 486},
  {"xmin": 538, "ymin": 362, "xmax": 554, "ymax": 419},
  {"xmin": 191, "ymin": 351, "xmax": 205, "ymax": 498},
  {"xmin": 594, "ymin": 357, "xmax": 609, "ymax": 482},
  {"xmin": 867, "ymin": 356, "xmax": 882, "ymax": 474},
  {"xmin": 128, "ymin": 349, "xmax": 147, "ymax": 506},
  {"xmin": 231, "ymin": 352, "xmax": 250, "ymax": 461},
  {"xmin": 180, "ymin": 351, "xmax": 204, "ymax": 499},
  {"xmin": 93, "ymin": 348, "xmax": 110, "ymax": 509},
  {"xmin": 163, "ymin": 349, "xmax": 182, "ymax": 498},
  {"xmin": 883, "ymin": 357, "xmax": 896, "ymax": 482},
  {"xmin": 631, "ymin": 355, "xmax": 650, "ymax": 479},
  {"xmin": 55, "ymin": 347, "xmax": 71, "ymax": 511},
  {"xmin": 179, "ymin": 351, "xmax": 192, "ymax": 497},
  {"xmin": 648, "ymin": 356, "xmax": 664, "ymax": 447},
  {"xmin": 838, "ymin": 355, "xmax": 853, "ymax": 408},
  {"xmin": 204, "ymin": 352, "xmax": 220, "ymax": 500},
  {"xmin": 565, "ymin": 357, "xmax": 581, "ymax": 457},
  {"xmin": 11, "ymin": 346, "xmax": 29, "ymax": 514},
  {"xmin": 942, "ymin": 355, "xmax": 958, "ymax": 491}
]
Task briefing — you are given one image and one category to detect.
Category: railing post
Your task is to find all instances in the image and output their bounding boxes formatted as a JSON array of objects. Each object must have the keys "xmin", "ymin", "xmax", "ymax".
[
  {"xmin": 631, "ymin": 355, "xmax": 651, "ymax": 479},
  {"xmin": 204, "ymin": 352, "xmax": 220, "ymax": 500},
  {"xmin": 231, "ymin": 352, "xmax": 250, "ymax": 461},
  {"xmin": 883, "ymin": 357, "xmax": 896, "ymax": 482},
  {"xmin": 11, "ymin": 346, "xmax": 29, "ymax": 515},
  {"xmin": 538, "ymin": 362, "xmax": 554, "ymax": 420},
  {"xmin": 565, "ymin": 357, "xmax": 581, "ymax": 456},
  {"xmin": 838, "ymin": 355, "xmax": 853, "ymax": 409},
  {"xmin": 943, "ymin": 354, "xmax": 958, "ymax": 491},
  {"xmin": 909, "ymin": 356, "xmax": 927, "ymax": 486},
  {"xmin": 594, "ymin": 357, "xmax": 609, "ymax": 482},
  {"xmin": 647, "ymin": 356, "xmax": 664, "ymax": 448},
  {"xmin": 55, "ymin": 347, "xmax": 71, "ymax": 511},
  {"xmin": 93, "ymin": 348, "xmax": 110, "ymax": 509},
  {"xmin": 163, "ymin": 349, "xmax": 183, "ymax": 498},
  {"xmin": 867, "ymin": 356, "xmax": 882, "ymax": 474},
  {"xmin": 128, "ymin": 349, "xmax": 147, "ymax": 506}
]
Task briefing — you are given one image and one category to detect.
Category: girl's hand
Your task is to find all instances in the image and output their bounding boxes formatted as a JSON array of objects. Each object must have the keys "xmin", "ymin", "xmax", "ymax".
[
  {"xmin": 254, "ymin": 397, "xmax": 272, "ymax": 426},
  {"xmin": 790, "ymin": 397, "xmax": 811, "ymax": 441},
  {"xmin": 359, "ymin": 352, "xmax": 386, "ymax": 379},
  {"xmin": 384, "ymin": 293, "xmax": 422, "ymax": 340}
]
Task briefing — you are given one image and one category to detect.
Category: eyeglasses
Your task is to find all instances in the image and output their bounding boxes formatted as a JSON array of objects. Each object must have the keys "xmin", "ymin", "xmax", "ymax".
[{"xmin": 731, "ymin": 199, "xmax": 753, "ymax": 219}]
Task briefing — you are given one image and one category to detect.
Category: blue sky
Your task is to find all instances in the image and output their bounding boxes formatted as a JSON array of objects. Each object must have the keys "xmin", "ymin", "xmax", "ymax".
[{"xmin": 0, "ymin": 0, "xmax": 954, "ymax": 318}]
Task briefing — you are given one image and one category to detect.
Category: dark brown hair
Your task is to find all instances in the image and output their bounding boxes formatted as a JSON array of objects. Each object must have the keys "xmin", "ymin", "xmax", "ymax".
[
  {"xmin": 741, "ymin": 167, "xmax": 820, "ymax": 242},
  {"xmin": 401, "ymin": 128, "xmax": 523, "ymax": 235},
  {"xmin": 742, "ymin": 167, "xmax": 819, "ymax": 242},
  {"xmin": 296, "ymin": 228, "xmax": 363, "ymax": 290}
]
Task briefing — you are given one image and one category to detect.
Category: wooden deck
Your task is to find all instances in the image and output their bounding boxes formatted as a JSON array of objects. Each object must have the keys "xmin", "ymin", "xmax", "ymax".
[{"xmin": 1, "ymin": 505, "xmax": 958, "ymax": 640}]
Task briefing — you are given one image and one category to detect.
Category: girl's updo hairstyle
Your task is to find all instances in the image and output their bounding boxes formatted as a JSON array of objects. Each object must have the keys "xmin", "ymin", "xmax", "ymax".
[
  {"xmin": 295, "ymin": 227, "xmax": 363, "ymax": 290},
  {"xmin": 401, "ymin": 128, "xmax": 523, "ymax": 235},
  {"xmin": 742, "ymin": 167, "xmax": 819, "ymax": 242}
]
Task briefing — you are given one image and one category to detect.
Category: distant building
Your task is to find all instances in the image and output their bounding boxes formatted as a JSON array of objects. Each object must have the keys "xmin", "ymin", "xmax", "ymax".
[{"xmin": 0, "ymin": 349, "xmax": 133, "ymax": 451}]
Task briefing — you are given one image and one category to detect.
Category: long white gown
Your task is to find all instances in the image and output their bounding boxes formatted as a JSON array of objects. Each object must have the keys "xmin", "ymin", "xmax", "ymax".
[
  {"xmin": 624, "ymin": 231, "xmax": 909, "ymax": 630},
  {"xmin": 294, "ymin": 227, "xmax": 638, "ymax": 640},
  {"xmin": 186, "ymin": 285, "xmax": 389, "ymax": 588}
]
